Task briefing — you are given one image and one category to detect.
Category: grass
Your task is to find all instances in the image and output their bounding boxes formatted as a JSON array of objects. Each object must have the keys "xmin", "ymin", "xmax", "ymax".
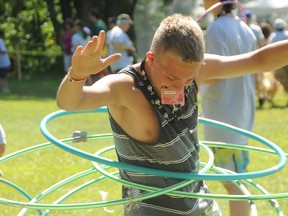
[{"xmin": 0, "ymin": 75, "xmax": 287, "ymax": 215}]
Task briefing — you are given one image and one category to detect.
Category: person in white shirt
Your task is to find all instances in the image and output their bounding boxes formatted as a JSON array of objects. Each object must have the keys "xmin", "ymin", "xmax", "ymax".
[
  {"xmin": 200, "ymin": 1, "xmax": 257, "ymax": 215},
  {"xmin": 0, "ymin": 30, "xmax": 11, "ymax": 94},
  {"xmin": 107, "ymin": 13, "xmax": 136, "ymax": 73},
  {"xmin": 71, "ymin": 20, "xmax": 91, "ymax": 54}
]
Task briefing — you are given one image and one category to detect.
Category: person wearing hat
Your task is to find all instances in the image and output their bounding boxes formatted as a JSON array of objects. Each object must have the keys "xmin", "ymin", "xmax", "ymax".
[
  {"xmin": 71, "ymin": 20, "xmax": 91, "ymax": 54},
  {"xmin": 107, "ymin": 13, "xmax": 136, "ymax": 73},
  {"xmin": 269, "ymin": 18, "xmax": 288, "ymax": 44},
  {"xmin": 245, "ymin": 10, "xmax": 265, "ymax": 48},
  {"xmin": 268, "ymin": 18, "xmax": 288, "ymax": 106}
]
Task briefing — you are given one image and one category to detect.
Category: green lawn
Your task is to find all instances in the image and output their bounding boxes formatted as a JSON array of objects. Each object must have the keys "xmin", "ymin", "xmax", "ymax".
[{"xmin": 0, "ymin": 76, "xmax": 287, "ymax": 215}]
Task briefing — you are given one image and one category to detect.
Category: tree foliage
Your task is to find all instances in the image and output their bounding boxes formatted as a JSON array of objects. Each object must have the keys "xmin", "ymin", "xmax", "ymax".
[
  {"xmin": 0, "ymin": 0, "xmax": 248, "ymax": 75},
  {"xmin": 0, "ymin": 0, "xmax": 138, "ymax": 75}
]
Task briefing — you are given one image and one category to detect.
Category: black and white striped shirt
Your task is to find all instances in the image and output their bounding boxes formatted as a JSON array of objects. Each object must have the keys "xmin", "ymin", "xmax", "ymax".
[{"xmin": 109, "ymin": 66, "xmax": 212, "ymax": 215}]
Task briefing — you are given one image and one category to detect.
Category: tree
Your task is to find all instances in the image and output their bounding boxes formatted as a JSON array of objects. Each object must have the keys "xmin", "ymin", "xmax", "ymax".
[
  {"xmin": 0, "ymin": 0, "xmax": 249, "ymax": 75},
  {"xmin": 45, "ymin": 0, "xmax": 138, "ymax": 46},
  {"xmin": 0, "ymin": 0, "xmax": 138, "ymax": 75}
]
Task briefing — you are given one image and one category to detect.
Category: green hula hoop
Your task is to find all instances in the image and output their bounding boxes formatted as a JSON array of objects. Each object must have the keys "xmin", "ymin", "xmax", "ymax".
[
  {"xmin": 40, "ymin": 107, "xmax": 286, "ymax": 181},
  {"xmin": 0, "ymin": 135, "xmax": 287, "ymax": 211}
]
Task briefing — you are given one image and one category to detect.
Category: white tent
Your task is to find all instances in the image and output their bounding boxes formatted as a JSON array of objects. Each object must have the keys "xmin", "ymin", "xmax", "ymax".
[{"xmin": 243, "ymin": 0, "xmax": 288, "ymax": 16}]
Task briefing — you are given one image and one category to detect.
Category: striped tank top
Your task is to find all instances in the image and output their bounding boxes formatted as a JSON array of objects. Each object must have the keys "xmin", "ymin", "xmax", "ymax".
[{"xmin": 108, "ymin": 64, "xmax": 212, "ymax": 215}]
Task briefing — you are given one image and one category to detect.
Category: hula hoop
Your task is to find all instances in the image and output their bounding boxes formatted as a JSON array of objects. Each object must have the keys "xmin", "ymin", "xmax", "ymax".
[
  {"xmin": 2, "ymin": 1, "xmax": 287, "ymax": 213},
  {"xmin": 40, "ymin": 108, "xmax": 286, "ymax": 181},
  {"xmin": 18, "ymin": 143, "xmax": 214, "ymax": 215},
  {"xmin": 0, "ymin": 135, "xmax": 287, "ymax": 212},
  {"xmin": 196, "ymin": 0, "xmax": 246, "ymax": 23}
]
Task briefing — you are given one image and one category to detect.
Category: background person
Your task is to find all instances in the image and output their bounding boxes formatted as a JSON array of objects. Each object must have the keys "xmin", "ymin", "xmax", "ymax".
[
  {"xmin": 106, "ymin": 16, "xmax": 117, "ymax": 45},
  {"xmin": 255, "ymin": 22, "xmax": 281, "ymax": 107},
  {"xmin": 71, "ymin": 20, "xmax": 94, "ymax": 85},
  {"xmin": 89, "ymin": 8, "xmax": 108, "ymax": 82},
  {"xmin": 245, "ymin": 10, "xmax": 265, "ymax": 48},
  {"xmin": 71, "ymin": 20, "xmax": 91, "ymax": 54},
  {"xmin": 89, "ymin": 8, "xmax": 107, "ymax": 36},
  {"xmin": 107, "ymin": 13, "xmax": 136, "ymax": 73},
  {"xmin": 269, "ymin": 18, "xmax": 288, "ymax": 106},
  {"xmin": 62, "ymin": 18, "xmax": 75, "ymax": 73},
  {"xmin": 268, "ymin": 18, "xmax": 288, "ymax": 44},
  {"xmin": 260, "ymin": 22, "xmax": 273, "ymax": 46},
  {"xmin": 200, "ymin": 1, "xmax": 257, "ymax": 215},
  {"xmin": 245, "ymin": 10, "xmax": 268, "ymax": 107},
  {"xmin": 105, "ymin": 16, "xmax": 118, "ymax": 74},
  {"xmin": 0, "ymin": 29, "xmax": 11, "ymax": 95}
]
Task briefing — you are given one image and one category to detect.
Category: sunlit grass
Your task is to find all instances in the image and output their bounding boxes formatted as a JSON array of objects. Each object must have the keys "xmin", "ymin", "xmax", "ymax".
[{"xmin": 0, "ymin": 77, "xmax": 287, "ymax": 215}]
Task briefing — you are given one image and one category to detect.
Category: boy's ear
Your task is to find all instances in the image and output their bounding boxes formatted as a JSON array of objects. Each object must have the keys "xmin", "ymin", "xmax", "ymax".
[{"xmin": 146, "ymin": 51, "xmax": 155, "ymax": 67}]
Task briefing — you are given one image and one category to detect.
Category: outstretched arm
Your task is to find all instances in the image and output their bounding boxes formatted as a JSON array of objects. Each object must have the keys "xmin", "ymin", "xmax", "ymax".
[
  {"xmin": 57, "ymin": 31, "xmax": 121, "ymax": 112},
  {"xmin": 200, "ymin": 39, "xmax": 288, "ymax": 83}
]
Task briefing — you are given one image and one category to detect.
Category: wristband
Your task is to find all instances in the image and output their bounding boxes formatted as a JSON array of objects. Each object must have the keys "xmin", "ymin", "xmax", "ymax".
[{"xmin": 67, "ymin": 68, "xmax": 88, "ymax": 82}]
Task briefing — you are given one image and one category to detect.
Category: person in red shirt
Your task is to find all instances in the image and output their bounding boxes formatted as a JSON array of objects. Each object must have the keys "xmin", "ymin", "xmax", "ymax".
[{"xmin": 62, "ymin": 18, "xmax": 75, "ymax": 73}]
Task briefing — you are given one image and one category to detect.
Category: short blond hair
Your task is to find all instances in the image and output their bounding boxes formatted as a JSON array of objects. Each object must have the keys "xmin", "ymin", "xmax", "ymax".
[{"xmin": 151, "ymin": 14, "xmax": 204, "ymax": 63}]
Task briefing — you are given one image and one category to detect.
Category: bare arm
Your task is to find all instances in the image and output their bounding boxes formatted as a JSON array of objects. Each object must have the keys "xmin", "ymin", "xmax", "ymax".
[
  {"xmin": 200, "ymin": 39, "xmax": 288, "ymax": 83},
  {"xmin": 56, "ymin": 31, "xmax": 121, "ymax": 111}
]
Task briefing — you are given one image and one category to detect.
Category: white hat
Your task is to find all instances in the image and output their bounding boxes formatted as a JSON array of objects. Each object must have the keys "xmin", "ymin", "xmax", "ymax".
[
  {"xmin": 274, "ymin": 18, "xmax": 287, "ymax": 30},
  {"xmin": 83, "ymin": 26, "xmax": 91, "ymax": 35},
  {"xmin": 117, "ymin": 13, "xmax": 133, "ymax": 25}
]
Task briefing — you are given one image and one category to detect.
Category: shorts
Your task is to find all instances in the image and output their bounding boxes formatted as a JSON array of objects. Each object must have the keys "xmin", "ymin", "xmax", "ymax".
[
  {"xmin": 213, "ymin": 148, "xmax": 249, "ymax": 174},
  {"xmin": 0, "ymin": 67, "xmax": 10, "ymax": 78}
]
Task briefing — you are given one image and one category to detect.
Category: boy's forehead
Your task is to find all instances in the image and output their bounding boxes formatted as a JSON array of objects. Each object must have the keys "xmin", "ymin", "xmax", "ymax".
[
  {"xmin": 156, "ymin": 52, "xmax": 202, "ymax": 66},
  {"xmin": 156, "ymin": 53, "xmax": 202, "ymax": 78}
]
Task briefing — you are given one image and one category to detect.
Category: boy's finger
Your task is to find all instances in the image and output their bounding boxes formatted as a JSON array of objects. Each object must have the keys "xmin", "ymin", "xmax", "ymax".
[
  {"xmin": 102, "ymin": 53, "xmax": 121, "ymax": 67},
  {"xmin": 82, "ymin": 37, "xmax": 98, "ymax": 55},
  {"xmin": 95, "ymin": 31, "xmax": 106, "ymax": 54},
  {"xmin": 73, "ymin": 46, "xmax": 83, "ymax": 58}
]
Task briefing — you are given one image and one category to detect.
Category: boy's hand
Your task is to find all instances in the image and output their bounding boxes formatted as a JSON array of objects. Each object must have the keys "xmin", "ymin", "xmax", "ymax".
[{"xmin": 70, "ymin": 31, "xmax": 121, "ymax": 79}]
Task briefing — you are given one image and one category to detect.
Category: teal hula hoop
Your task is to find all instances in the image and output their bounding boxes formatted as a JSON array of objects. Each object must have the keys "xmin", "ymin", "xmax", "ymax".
[{"xmin": 40, "ymin": 107, "xmax": 286, "ymax": 181}]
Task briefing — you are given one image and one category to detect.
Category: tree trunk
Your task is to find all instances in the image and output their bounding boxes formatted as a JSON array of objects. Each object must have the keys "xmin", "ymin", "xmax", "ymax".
[
  {"xmin": 45, "ymin": 0, "xmax": 62, "ymax": 46},
  {"xmin": 105, "ymin": 0, "xmax": 120, "ymax": 17},
  {"xmin": 11, "ymin": 0, "xmax": 25, "ymax": 17},
  {"xmin": 60, "ymin": 0, "xmax": 73, "ymax": 20},
  {"xmin": 73, "ymin": 0, "xmax": 94, "ymax": 25}
]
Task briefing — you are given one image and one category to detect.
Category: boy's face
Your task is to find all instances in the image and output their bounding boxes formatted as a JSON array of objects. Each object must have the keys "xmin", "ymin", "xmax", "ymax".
[{"xmin": 147, "ymin": 51, "xmax": 202, "ymax": 97}]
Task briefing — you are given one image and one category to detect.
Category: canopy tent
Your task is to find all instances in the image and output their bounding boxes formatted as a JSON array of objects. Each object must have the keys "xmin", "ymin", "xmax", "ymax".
[{"xmin": 243, "ymin": 0, "xmax": 288, "ymax": 16}]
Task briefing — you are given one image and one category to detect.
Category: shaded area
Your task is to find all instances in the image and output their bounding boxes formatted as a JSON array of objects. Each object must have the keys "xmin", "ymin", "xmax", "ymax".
[{"xmin": 0, "ymin": 74, "xmax": 62, "ymax": 100}]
